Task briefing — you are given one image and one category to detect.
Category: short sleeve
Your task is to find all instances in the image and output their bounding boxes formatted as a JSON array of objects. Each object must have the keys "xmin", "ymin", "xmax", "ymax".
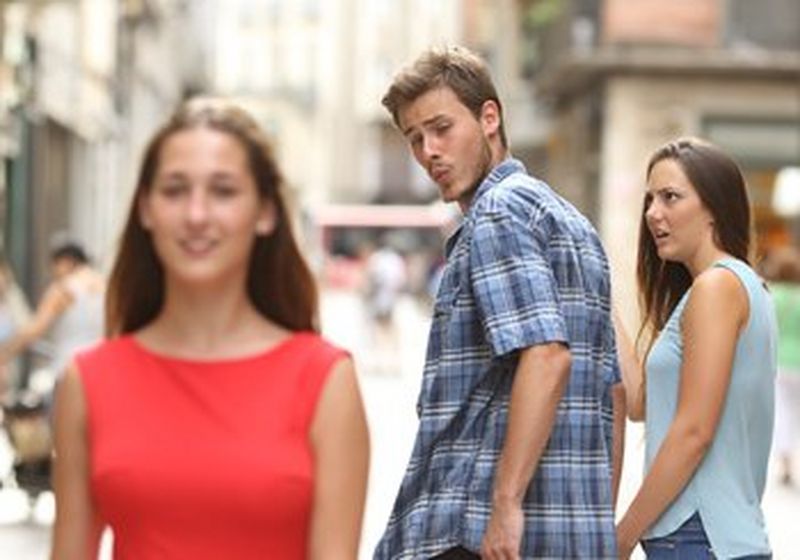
[{"xmin": 469, "ymin": 203, "xmax": 568, "ymax": 357}]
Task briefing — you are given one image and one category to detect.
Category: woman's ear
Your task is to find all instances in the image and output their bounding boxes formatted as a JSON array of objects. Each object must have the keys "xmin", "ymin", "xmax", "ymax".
[
  {"xmin": 256, "ymin": 199, "xmax": 277, "ymax": 236},
  {"xmin": 138, "ymin": 192, "xmax": 152, "ymax": 230}
]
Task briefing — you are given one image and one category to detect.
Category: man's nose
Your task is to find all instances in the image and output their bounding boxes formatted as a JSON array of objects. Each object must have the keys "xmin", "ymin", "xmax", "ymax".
[{"xmin": 422, "ymin": 134, "xmax": 440, "ymax": 160}]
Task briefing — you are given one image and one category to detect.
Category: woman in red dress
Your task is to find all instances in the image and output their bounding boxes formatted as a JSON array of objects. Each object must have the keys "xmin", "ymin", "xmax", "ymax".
[{"xmin": 50, "ymin": 98, "xmax": 370, "ymax": 560}]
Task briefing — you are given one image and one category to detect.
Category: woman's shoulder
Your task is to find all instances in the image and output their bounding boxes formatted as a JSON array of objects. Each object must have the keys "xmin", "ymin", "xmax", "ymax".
[
  {"xmin": 684, "ymin": 263, "xmax": 751, "ymax": 330},
  {"xmin": 292, "ymin": 331, "xmax": 350, "ymax": 365},
  {"xmin": 73, "ymin": 336, "xmax": 133, "ymax": 373},
  {"xmin": 691, "ymin": 264, "xmax": 748, "ymax": 304}
]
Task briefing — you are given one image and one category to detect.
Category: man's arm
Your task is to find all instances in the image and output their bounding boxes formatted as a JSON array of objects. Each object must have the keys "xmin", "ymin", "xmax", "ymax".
[
  {"xmin": 481, "ymin": 342, "xmax": 570, "ymax": 560},
  {"xmin": 0, "ymin": 282, "xmax": 70, "ymax": 363}
]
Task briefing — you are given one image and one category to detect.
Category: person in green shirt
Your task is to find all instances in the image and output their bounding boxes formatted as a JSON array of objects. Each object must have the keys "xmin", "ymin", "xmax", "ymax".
[{"xmin": 762, "ymin": 246, "xmax": 800, "ymax": 486}]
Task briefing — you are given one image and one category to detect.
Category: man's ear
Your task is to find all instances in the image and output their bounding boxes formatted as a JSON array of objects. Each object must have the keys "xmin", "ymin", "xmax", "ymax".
[{"xmin": 479, "ymin": 100, "xmax": 501, "ymax": 138}]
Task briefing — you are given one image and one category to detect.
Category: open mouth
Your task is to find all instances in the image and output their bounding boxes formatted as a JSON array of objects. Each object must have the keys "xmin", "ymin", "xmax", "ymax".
[{"xmin": 651, "ymin": 230, "xmax": 669, "ymax": 244}]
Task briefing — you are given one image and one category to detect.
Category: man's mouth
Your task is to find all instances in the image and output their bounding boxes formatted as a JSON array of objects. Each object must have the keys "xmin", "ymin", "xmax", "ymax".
[{"xmin": 431, "ymin": 166, "xmax": 450, "ymax": 183}]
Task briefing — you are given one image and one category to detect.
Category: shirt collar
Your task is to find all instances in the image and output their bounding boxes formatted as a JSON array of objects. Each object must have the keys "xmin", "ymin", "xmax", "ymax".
[
  {"xmin": 469, "ymin": 157, "xmax": 526, "ymax": 213},
  {"xmin": 444, "ymin": 157, "xmax": 526, "ymax": 257}
]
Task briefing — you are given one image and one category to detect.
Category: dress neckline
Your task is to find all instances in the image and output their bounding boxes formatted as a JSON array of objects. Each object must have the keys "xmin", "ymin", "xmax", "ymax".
[{"xmin": 126, "ymin": 331, "xmax": 306, "ymax": 366}]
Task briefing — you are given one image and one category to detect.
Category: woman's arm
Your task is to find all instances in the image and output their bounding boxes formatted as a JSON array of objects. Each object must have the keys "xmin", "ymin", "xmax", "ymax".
[
  {"xmin": 616, "ymin": 268, "xmax": 748, "ymax": 558},
  {"xmin": 612, "ymin": 309, "xmax": 646, "ymax": 421},
  {"xmin": 0, "ymin": 282, "xmax": 71, "ymax": 363},
  {"xmin": 50, "ymin": 364, "xmax": 104, "ymax": 560},
  {"xmin": 308, "ymin": 358, "xmax": 370, "ymax": 560}
]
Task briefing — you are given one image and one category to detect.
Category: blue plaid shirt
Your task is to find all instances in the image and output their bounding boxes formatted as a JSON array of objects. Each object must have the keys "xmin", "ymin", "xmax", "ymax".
[{"xmin": 374, "ymin": 159, "xmax": 619, "ymax": 559}]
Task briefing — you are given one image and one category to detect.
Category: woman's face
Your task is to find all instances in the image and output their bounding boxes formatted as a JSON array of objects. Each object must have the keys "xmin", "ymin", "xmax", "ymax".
[
  {"xmin": 138, "ymin": 128, "xmax": 275, "ymax": 289},
  {"xmin": 644, "ymin": 158, "xmax": 716, "ymax": 267}
]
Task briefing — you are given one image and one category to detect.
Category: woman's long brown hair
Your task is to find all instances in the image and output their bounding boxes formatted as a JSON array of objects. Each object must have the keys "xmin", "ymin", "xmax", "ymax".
[
  {"xmin": 105, "ymin": 98, "xmax": 318, "ymax": 336},
  {"xmin": 637, "ymin": 137, "xmax": 752, "ymax": 350}
]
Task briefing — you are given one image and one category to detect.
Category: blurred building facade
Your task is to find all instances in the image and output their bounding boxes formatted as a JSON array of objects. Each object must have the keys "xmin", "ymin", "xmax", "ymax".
[
  {"xmin": 3, "ymin": 0, "xmax": 795, "ymax": 309},
  {"xmin": 0, "ymin": 0, "xmax": 204, "ymax": 301},
  {"xmin": 524, "ymin": 0, "xmax": 800, "ymax": 313},
  {"xmin": 204, "ymin": 0, "xmax": 543, "ymax": 206}
]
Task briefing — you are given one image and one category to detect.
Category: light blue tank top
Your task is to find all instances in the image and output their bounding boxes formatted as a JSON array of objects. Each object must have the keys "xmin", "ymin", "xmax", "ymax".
[{"xmin": 644, "ymin": 258, "xmax": 777, "ymax": 559}]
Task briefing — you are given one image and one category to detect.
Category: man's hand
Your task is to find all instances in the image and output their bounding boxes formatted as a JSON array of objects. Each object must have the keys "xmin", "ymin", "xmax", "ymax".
[{"xmin": 480, "ymin": 499, "xmax": 524, "ymax": 559}]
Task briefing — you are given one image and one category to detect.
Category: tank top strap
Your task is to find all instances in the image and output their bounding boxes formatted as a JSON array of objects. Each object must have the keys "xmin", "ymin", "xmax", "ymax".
[
  {"xmin": 712, "ymin": 257, "xmax": 760, "ymax": 288},
  {"xmin": 711, "ymin": 257, "xmax": 768, "ymax": 311}
]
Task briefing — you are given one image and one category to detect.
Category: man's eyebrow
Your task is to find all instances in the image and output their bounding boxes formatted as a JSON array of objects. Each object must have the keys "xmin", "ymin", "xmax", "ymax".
[{"xmin": 403, "ymin": 115, "xmax": 448, "ymax": 137}]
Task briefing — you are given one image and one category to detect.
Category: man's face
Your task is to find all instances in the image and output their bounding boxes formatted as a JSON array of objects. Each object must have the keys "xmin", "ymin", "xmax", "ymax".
[
  {"xmin": 398, "ymin": 87, "xmax": 500, "ymax": 209},
  {"xmin": 51, "ymin": 257, "xmax": 77, "ymax": 281}
]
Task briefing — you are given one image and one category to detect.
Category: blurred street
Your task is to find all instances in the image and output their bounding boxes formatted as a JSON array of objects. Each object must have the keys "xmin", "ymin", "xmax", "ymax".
[{"xmin": 1, "ymin": 289, "xmax": 799, "ymax": 559}]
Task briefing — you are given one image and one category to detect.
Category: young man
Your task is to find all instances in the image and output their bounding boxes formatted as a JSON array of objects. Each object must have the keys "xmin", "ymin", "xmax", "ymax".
[{"xmin": 374, "ymin": 46, "xmax": 624, "ymax": 559}]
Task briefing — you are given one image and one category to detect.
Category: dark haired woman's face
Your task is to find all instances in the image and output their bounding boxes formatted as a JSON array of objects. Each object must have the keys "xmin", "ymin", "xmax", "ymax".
[
  {"xmin": 138, "ymin": 128, "xmax": 275, "ymax": 288},
  {"xmin": 645, "ymin": 158, "xmax": 716, "ymax": 268}
]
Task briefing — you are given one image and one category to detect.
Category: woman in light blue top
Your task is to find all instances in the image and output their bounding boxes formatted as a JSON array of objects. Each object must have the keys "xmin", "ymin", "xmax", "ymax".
[{"xmin": 615, "ymin": 138, "xmax": 777, "ymax": 559}]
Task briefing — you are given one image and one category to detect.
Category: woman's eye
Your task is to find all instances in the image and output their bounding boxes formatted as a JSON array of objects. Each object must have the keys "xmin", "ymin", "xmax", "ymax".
[
  {"xmin": 158, "ymin": 183, "xmax": 186, "ymax": 198},
  {"xmin": 212, "ymin": 183, "xmax": 238, "ymax": 197}
]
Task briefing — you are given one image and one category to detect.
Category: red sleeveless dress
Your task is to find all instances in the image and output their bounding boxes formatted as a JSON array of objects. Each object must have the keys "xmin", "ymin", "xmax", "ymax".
[{"xmin": 76, "ymin": 332, "xmax": 347, "ymax": 559}]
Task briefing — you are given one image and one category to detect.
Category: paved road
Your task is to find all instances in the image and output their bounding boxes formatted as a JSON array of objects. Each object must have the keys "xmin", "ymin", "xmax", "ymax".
[{"xmin": 2, "ymin": 290, "xmax": 798, "ymax": 559}]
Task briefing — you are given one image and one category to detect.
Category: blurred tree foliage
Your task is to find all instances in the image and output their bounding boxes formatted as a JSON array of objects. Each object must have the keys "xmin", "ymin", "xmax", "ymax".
[{"xmin": 519, "ymin": 0, "xmax": 564, "ymax": 78}]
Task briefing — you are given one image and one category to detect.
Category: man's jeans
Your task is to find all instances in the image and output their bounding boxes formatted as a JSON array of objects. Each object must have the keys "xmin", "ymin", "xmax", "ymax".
[{"xmin": 642, "ymin": 513, "xmax": 771, "ymax": 560}]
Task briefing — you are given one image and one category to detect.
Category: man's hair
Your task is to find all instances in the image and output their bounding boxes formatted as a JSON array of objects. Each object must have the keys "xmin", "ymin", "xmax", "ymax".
[
  {"xmin": 381, "ymin": 45, "xmax": 507, "ymax": 148},
  {"xmin": 51, "ymin": 241, "xmax": 90, "ymax": 265}
]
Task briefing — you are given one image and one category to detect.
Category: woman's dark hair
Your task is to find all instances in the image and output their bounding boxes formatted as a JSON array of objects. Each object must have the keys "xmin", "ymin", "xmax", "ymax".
[
  {"xmin": 637, "ymin": 137, "xmax": 752, "ymax": 347},
  {"xmin": 106, "ymin": 98, "xmax": 318, "ymax": 336}
]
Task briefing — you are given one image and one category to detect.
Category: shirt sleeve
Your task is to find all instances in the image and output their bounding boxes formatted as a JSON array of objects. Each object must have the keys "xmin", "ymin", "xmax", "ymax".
[{"xmin": 468, "ymin": 202, "xmax": 568, "ymax": 358}]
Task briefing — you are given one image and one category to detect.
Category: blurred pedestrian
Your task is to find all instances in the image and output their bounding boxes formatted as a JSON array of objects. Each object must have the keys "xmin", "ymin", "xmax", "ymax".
[
  {"xmin": 50, "ymin": 98, "xmax": 369, "ymax": 560},
  {"xmin": 761, "ymin": 246, "xmax": 800, "ymax": 487},
  {"xmin": 614, "ymin": 138, "xmax": 777, "ymax": 560},
  {"xmin": 375, "ymin": 46, "xmax": 624, "ymax": 560},
  {"xmin": 361, "ymin": 238, "xmax": 407, "ymax": 374},
  {"xmin": 0, "ymin": 240, "xmax": 104, "ymax": 381},
  {"xmin": 0, "ymin": 258, "xmax": 30, "ymax": 394}
]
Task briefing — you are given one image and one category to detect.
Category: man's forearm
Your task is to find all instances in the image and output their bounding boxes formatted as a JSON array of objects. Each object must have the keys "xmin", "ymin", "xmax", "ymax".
[{"xmin": 492, "ymin": 343, "xmax": 570, "ymax": 504}]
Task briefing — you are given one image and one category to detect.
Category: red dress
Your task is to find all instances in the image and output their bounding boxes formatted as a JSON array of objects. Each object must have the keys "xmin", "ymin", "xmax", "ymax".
[{"xmin": 76, "ymin": 332, "xmax": 347, "ymax": 559}]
